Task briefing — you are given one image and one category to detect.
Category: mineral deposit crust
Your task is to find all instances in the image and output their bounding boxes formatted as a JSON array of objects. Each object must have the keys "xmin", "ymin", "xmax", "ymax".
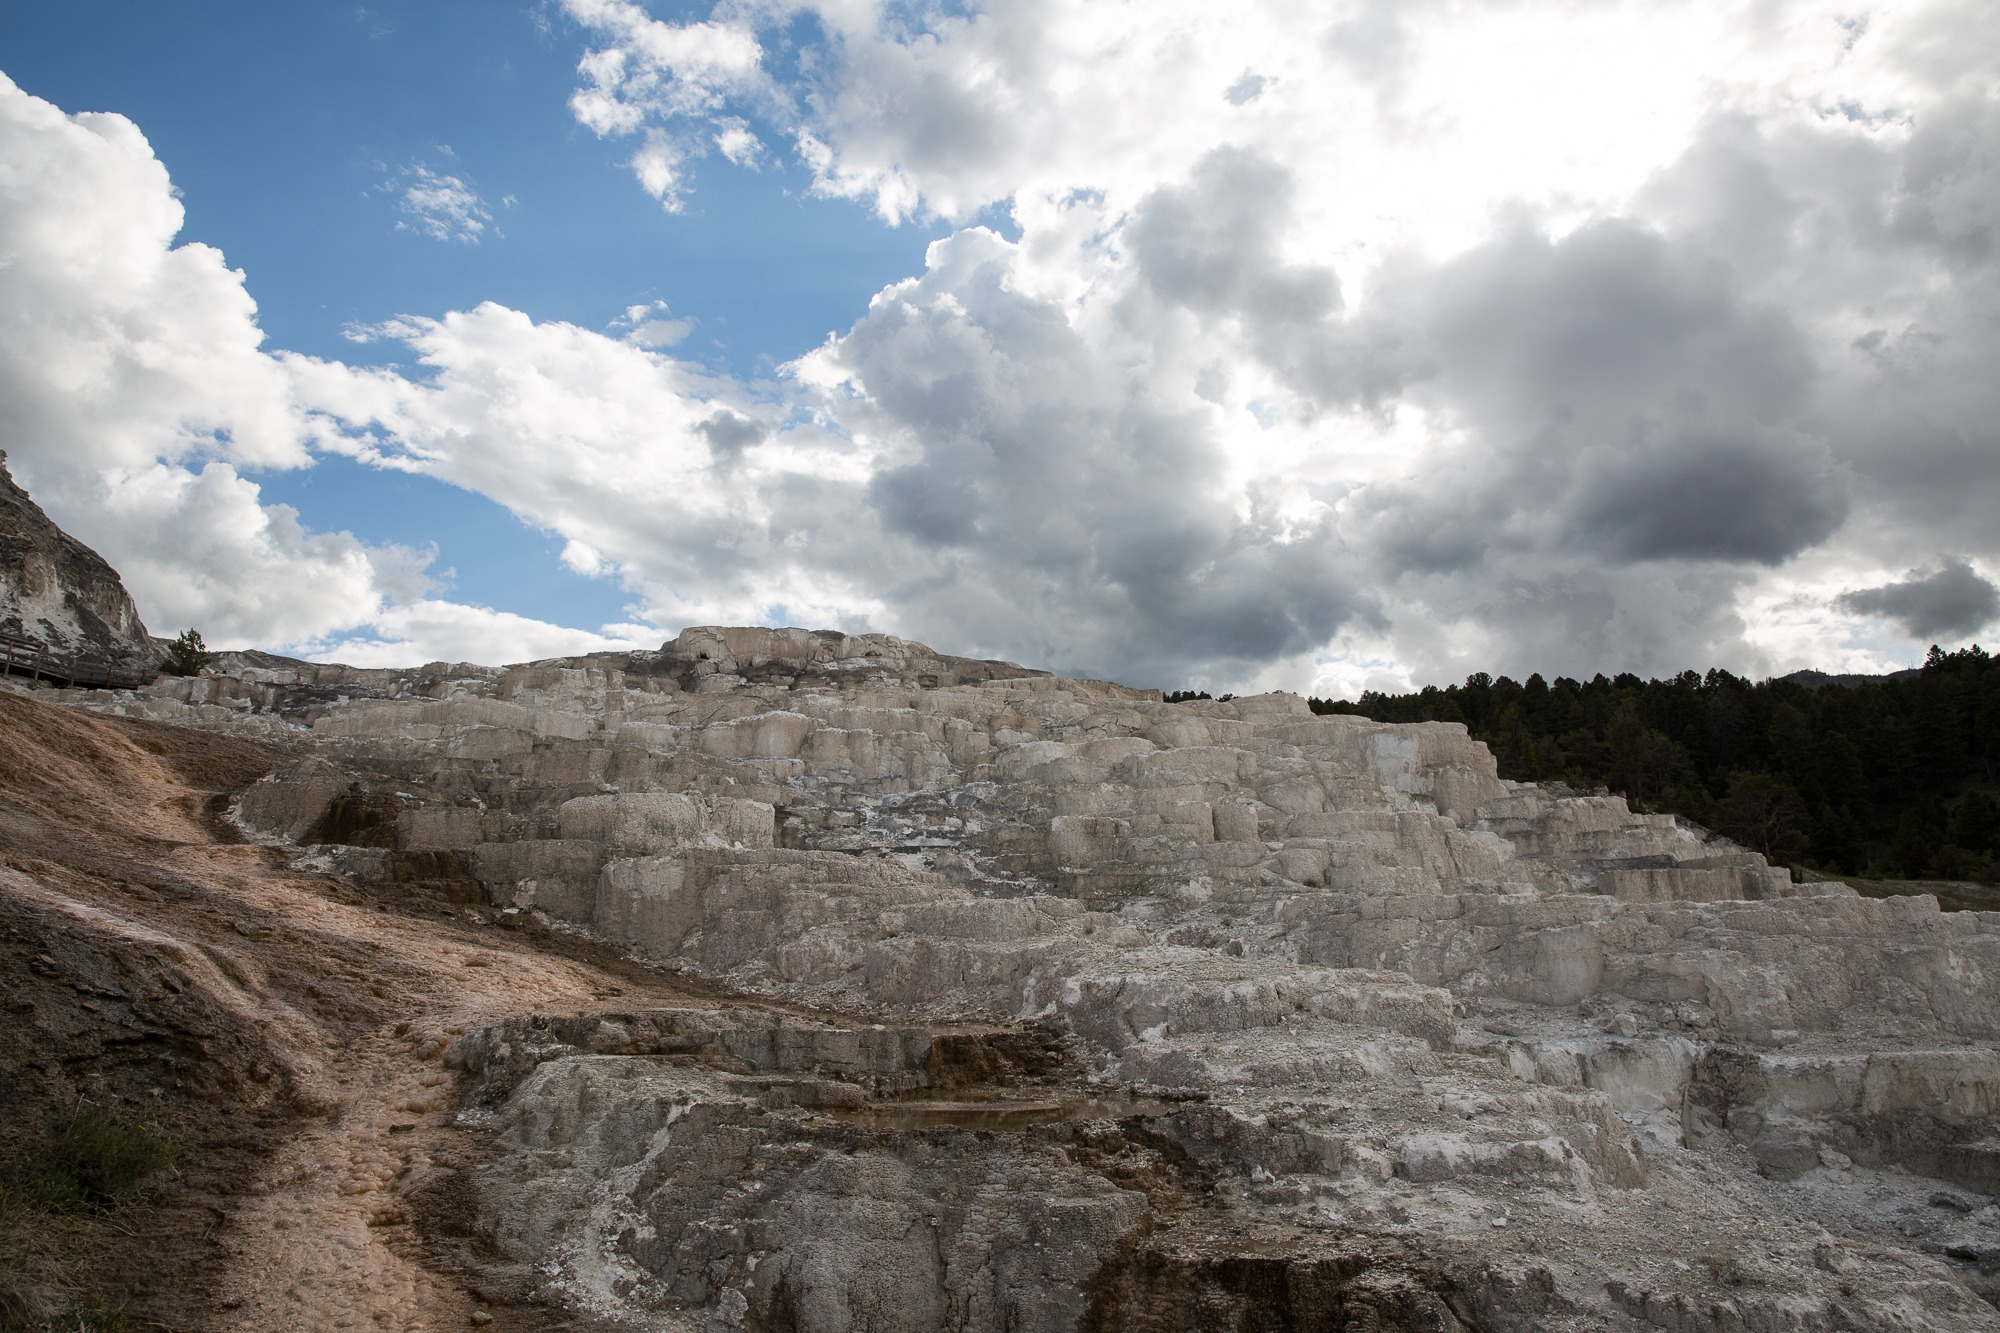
[{"xmin": 63, "ymin": 625, "xmax": 2000, "ymax": 1329}]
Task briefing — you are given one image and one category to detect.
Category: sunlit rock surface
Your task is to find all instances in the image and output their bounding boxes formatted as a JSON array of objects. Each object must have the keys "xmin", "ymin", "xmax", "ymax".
[
  {"xmin": 71, "ymin": 625, "xmax": 2000, "ymax": 1328},
  {"xmin": 0, "ymin": 451, "xmax": 156, "ymax": 661}
]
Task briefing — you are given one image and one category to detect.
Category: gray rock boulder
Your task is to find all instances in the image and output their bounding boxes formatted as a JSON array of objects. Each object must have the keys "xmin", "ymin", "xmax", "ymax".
[{"xmin": 0, "ymin": 451, "xmax": 157, "ymax": 663}]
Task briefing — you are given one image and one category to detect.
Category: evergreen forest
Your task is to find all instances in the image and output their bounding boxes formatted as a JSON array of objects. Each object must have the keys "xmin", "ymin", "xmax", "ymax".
[{"xmin": 1307, "ymin": 644, "xmax": 2000, "ymax": 883}]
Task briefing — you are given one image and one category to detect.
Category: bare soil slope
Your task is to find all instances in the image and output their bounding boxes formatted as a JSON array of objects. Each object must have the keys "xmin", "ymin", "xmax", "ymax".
[{"xmin": 0, "ymin": 689, "xmax": 700, "ymax": 1331}]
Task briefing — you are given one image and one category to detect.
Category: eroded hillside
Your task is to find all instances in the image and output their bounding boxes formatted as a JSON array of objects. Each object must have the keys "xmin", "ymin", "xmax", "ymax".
[
  {"xmin": 0, "ymin": 689, "xmax": 721, "ymax": 1330},
  {"xmin": 4, "ymin": 624, "xmax": 2000, "ymax": 1330}
]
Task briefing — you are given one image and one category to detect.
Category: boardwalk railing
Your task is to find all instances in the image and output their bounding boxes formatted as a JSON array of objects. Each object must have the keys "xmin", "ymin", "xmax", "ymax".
[{"xmin": 0, "ymin": 632, "xmax": 159, "ymax": 690}]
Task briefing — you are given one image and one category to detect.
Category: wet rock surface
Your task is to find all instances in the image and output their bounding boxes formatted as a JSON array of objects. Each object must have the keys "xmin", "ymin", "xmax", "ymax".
[{"xmin": 35, "ymin": 624, "xmax": 2000, "ymax": 1328}]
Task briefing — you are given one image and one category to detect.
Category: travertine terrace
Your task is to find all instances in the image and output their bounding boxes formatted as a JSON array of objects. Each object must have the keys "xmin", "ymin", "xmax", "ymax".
[{"xmin": 48, "ymin": 626, "xmax": 2000, "ymax": 1328}]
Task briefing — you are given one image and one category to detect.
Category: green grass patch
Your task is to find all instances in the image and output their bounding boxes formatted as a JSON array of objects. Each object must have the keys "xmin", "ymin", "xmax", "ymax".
[{"xmin": 4, "ymin": 1104, "xmax": 176, "ymax": 1214}]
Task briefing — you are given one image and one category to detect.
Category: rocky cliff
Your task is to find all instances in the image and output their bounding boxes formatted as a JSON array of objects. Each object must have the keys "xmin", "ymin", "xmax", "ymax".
[
  {"xmin": 34, "ymin": 623, "xmax": 1993, "ymax": 1330},
  {"xmin": 0, "ymin": 452, "xmax": 156, "ymax": 661}
]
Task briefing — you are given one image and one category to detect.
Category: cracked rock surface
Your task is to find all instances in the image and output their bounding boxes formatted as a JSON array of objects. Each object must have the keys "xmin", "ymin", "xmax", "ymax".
[{"xmin": 51, "ymin": 624, "xmax": 2000, "ymax": 1329}]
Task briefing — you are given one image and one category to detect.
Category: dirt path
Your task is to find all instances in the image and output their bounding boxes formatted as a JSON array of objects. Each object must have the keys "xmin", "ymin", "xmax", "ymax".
[
  {"xmin": 177, "ymin": 840, "xmax": 696, "ymax": 1333},
  {"xmin": 0, "ymin": 689, "xmax": 704, "ymax": 1331}
]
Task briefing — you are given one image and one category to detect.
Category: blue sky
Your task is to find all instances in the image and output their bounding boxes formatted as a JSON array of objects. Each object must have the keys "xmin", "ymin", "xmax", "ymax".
[
  {"xmin": 1, "ymin": 3, "xmax": 942, "ymax": 363},
  {"xmin": 1, "ymin": 1, "xmax": 943, "ymax": 634},
  {"xmin": 0, "ymin": 1, "xmax": 1995, "ymax": 690}
]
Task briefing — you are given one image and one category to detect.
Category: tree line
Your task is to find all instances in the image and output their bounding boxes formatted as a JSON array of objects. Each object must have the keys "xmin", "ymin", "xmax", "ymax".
[{"xmin": 1306, "ymin": 645, "xmax": 2000, "ymax": 882}]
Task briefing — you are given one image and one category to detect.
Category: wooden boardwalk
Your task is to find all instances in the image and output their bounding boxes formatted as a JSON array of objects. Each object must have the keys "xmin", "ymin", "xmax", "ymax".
[{"xmin": 0, "ymin": 632, "xmax": 159, "ymax": 690}]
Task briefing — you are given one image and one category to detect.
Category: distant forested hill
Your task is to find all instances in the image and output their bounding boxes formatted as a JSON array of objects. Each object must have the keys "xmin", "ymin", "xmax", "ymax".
[{"xmin": 1308, "ymin": 645, "xmax": 2000, "ymax": 882}]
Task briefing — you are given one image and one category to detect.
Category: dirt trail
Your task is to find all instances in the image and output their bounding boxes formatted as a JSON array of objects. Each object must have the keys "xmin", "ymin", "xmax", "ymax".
[
  {"xmin": 0, "ymin": 688, "xmax": 707, "ymax": 1331},
  {"xmin": 172, "ymin": 840, "xmax": 695, "ymax": 1333}
]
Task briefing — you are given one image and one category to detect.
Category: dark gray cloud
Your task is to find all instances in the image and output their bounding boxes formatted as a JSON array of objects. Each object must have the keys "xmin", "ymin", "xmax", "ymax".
[
  {"xmin": 1123, "ymin": 147, "xmax": 1399, "ymax": 411},
  {"xmin": 1124, "ymin": 147, "xmax": 1339, "ymax": 325},
  {"xmin": 868, "ymin": 459, "xmax": 981, "ymax": 545},
  {"xmin": 1343, "ymin": 483, "xmax": 1503, "ymax": 576},
  {"xmin": 1637, "ymin": 104, "xmax": 2000, "ymax": 550},
  {"xmin": 1343, "ymin": 217, "xmax": 1846, "ymax": 588},
  {"xmin": 1295, "ymin": 192, "xmax": 1888, "ymax": 683},
  {"xmin": 818, "ymin": 227, "xmax": 1370, "ymax": 684},
  {"xmin": 1835, "ymin": 558, "xmax": 2000, "ymax": 640},
  {"xmin": 817, "ymin": 108, "xmax": 1989, "ymax": 685},
  {"xmin": 1421, "ymin": 219, "xmax": 1815, "ymax": 428},
  {"xmin": 695, "ymin": 409, "xmax": 767, "ymax": 464},
  {"xmin": 1568, "ymin": 428, "xmax": 1848, "ymax": 566},
  {"xmin": 844, "ymin": 149, "xmax": 1880, "ymax": 684}
]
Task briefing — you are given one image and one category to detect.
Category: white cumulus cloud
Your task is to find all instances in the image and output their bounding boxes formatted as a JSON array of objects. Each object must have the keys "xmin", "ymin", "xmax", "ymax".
[{"xmin": 0, "ymin": 73, "xmax": 643, "ymax": 665}]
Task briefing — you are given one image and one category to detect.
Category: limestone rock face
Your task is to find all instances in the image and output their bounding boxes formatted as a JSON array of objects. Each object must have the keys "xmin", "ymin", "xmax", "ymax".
[
  {"xmin": 0, "ymin": 452, "xmax": 156, "ymax": 661},
  {"xmin": 68, "ymin": 631, "xmax": 2000, "ymax": 1328}
]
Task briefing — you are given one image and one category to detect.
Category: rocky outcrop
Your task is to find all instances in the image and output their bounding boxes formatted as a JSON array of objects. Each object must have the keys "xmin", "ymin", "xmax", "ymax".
[
  {"xmin": 0, "ymin": 451, "xmax": 156, "ymax": 662},
  {"xmin": 55, "ymin": 624, "xmax": 2000, "ymax": 1327}
]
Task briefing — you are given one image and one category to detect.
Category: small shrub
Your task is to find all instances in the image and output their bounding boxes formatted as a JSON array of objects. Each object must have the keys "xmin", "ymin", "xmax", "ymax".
[
  {"xmin": 50, "ymin": 1294, "xmax": 127, "ymax": 1333},
  {"xmin": 159, "ymin": 629, "xmax": 212, "ymax": 678},
  {"xmin": 8, "ymin": 1105, "xmax": 176, "ymax": 1213}
]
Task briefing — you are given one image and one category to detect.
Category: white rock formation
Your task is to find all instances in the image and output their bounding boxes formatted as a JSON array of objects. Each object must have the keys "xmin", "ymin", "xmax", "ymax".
[{"xmin": 63, "ymin": 625, "xmax": 2000, "ymax": 1328}]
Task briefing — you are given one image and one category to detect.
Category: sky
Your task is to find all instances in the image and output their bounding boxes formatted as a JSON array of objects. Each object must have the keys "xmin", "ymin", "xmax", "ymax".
[{"xmin": 0, "ymin": 1, "xmax": 1996, "ymax": 696}]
